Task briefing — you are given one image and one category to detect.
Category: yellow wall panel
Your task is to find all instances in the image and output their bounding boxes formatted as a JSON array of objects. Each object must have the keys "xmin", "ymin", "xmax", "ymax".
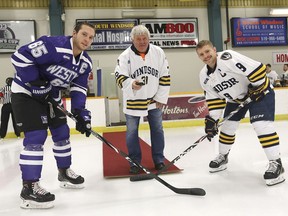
[
  {"xmin": 0, "ymin": 0, "xmax": 288, "ymax": 9},
  {"xmin": 0, "ymin": 0, "xmax": 49, "ymax": 8}
]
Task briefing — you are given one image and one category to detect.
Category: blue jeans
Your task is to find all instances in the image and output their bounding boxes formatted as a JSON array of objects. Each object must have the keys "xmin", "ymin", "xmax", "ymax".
[{"xmin": 125, "ymin": 108, "xmax": 165, "ymax": 166}]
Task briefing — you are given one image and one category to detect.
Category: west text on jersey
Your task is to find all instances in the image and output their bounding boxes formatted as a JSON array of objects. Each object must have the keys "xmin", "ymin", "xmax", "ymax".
[{"xmin": 46, "ymin": 65, "xmax": 78, "ymax": 82}]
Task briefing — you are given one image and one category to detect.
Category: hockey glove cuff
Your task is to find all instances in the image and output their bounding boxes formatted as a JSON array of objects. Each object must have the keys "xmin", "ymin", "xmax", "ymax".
[
  {"xmin": 205, "ymin": 115, "xmax": 219, "ymax": 141},
  {"xmin": 72, "ymin": 109, "xmax": 91, "ymax": 137},
  {"xmin": 248, "ymin": 78, "xmax": 269, "ymax": 102}
]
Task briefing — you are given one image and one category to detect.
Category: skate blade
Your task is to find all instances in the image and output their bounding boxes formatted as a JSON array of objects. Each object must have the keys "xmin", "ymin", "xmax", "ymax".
[
  {"xmin": 20, "ymin": 199, "xmax": 54, "ymax": 209},
  {"xmin": 265, "ymin": 175, "xmax": 285, "ymax": 186},
  {"xmin": 59, "ymin": 181, "xmax": 84, "ymax": 189},
  {"xmin": 209, "ymin": 165, "xmax": 227, "ymax": 173}
]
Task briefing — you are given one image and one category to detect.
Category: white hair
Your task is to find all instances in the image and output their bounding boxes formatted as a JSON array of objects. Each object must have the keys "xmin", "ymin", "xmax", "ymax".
[{"xmin": 130, "ymin": 25, "xmax": 150, "ymax": 40}]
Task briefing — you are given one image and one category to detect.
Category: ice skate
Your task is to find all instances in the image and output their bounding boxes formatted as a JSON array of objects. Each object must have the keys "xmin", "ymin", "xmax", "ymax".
[
  {"xmin": 209, "ymin": 153, "xmax": 229, "ymax": 173},
  {"xmin": 264, "ymin": 159, "xmax": 285, "ymax": 186},
  {"xmin": 20, "ymin": 181, "xmax": 55, "ymax": 209},
  {"xmin": 58, "ymin": 168, "xmax": 85, "ymax": 189}
]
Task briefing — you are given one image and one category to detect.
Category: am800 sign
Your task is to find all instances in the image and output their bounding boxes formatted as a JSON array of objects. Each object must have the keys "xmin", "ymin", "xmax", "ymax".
[
  {"xmin": 146, "ymin": 22, "xmax": 195, "ymax": 34},
  {"xmin": 140, "ymin": 18, "xmax": 199, "ymax": 48}
]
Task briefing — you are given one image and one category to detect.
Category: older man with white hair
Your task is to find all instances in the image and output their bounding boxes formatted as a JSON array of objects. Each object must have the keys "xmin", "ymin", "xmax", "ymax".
[{"xmin": 115, "ymin": 25, "xmax": 171, "ymax": 174}]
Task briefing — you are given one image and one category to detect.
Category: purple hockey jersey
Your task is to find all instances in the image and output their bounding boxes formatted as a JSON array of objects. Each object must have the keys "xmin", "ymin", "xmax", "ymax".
[{"xmin": 11, "ymin": 35, "xmax": 93, "ymax": 110}]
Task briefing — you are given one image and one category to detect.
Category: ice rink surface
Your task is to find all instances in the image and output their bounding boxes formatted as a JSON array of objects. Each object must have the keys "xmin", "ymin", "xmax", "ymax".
[{"xmin": 0, "ymin": 121, "xmax": 287, "ymax": 216}]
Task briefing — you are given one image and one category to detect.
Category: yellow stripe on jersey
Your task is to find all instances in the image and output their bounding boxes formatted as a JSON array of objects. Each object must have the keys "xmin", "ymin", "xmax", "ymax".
[
  {"xmin": 159, "ymin": 75, "xmax": 171, "ymax": 86},
  {"xmin": 258, "ymin": 77, "xmax": 269, "ymax": 92},
  {"xmin": 126, "ymin": 98, "xmax": 153, "ymax": 110},
  {"xmin": 116, "ymin": 75, "xmax": 128, "ymax": 88},
  {"xmin": 219, "ymin": 132, "xmax": 235, "ymax": 145},
  {"xmin": 206, "ymin": 98, "xmax": 226, "ymax": 111},
  {"xmin": 247, "ymin": 64, "xmax": 266, "ymax": 83},
  {"xmin": 258, "ymin": 132, "xmax": 279, "ymax": 148}
]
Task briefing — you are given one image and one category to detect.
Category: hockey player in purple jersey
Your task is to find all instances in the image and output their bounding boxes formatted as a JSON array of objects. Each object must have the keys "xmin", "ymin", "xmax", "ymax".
[{"xmin": 10, "ymin": 22, "xmax": 95, "ymax": 209}]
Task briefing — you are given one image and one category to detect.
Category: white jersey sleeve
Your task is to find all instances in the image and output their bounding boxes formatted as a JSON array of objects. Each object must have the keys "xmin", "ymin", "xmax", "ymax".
[
  {"xmin": 114, "ymin": 48, "xmax": 135, "ymax": 98},
  {"xmin": 223, "ymin": 50, "xmax": 267, "ymax": 88},
  {"xmin": 152, "ymin": 47, "xmax": 170, "ymax": 104}
]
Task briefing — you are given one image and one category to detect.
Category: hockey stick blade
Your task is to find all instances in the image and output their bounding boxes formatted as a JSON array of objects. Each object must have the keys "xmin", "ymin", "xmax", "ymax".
[
  {"xmin": 155, "ymin": 175, "xmax": 206, "ymax": 196},
  {"xmin": 176, "ymin": 188, "xmax": 206, "ymax": 196},
  {"xmin": 48, "ymin": 99, "xmax": 206, "ymax": 196},
  {"xmin": 130, "ymin": 173, "xmax": 154, "ymax": 181}
]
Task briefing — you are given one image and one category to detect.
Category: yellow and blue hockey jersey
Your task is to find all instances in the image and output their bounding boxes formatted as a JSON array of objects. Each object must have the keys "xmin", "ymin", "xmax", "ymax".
[{"xmin": 199, "ymin": 49, "xmax": 269, "ymax": 120}]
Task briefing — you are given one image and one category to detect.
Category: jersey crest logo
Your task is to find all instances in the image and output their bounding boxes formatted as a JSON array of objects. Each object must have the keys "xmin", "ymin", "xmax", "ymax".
[{"xmin": 220, "ymin": 52, "xmax": 232, "ymax": 60}]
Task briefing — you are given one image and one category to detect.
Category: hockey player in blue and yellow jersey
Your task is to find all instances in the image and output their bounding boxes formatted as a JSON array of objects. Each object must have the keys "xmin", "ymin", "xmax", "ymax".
[
  {"xmin": 11, "ymin": 22, "xmax": 95, "ymax": 209},
  {"xmin": 196, "ymin": 40, "xmax": 284, "ymax": 186}
]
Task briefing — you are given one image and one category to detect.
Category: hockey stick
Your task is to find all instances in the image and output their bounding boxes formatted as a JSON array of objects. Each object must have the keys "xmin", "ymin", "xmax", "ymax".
[
  {"xmin": 48, "ymin": 99, "xmax": 206, "ymax": 196},
  {"xmin": 130, "ymin": 97, "xmax": 252, "ymax": 182}
]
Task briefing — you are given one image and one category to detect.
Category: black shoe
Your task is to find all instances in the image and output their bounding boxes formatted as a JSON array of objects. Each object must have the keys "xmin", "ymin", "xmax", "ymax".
[
  {"xmin": 20, "ymin": 181, "xmax": 55, "ymax": 209},
  {"xmin": 209, "ymin": 153, "xmax": 229, "ymax": 173},
  {"xmin": 129, "ymin": 166, "xmax": 140, "ymax": 174},
  {"xmin": 58, "ymin": 168, "xmax": 85, "ymax": 189},
  {"xmin": 155, "ymin": 162, "xmax": 165, "ymax": 171},
  {"xmin": 264, "ymin": 158, "xmax": 285, "ymax": 186}
]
